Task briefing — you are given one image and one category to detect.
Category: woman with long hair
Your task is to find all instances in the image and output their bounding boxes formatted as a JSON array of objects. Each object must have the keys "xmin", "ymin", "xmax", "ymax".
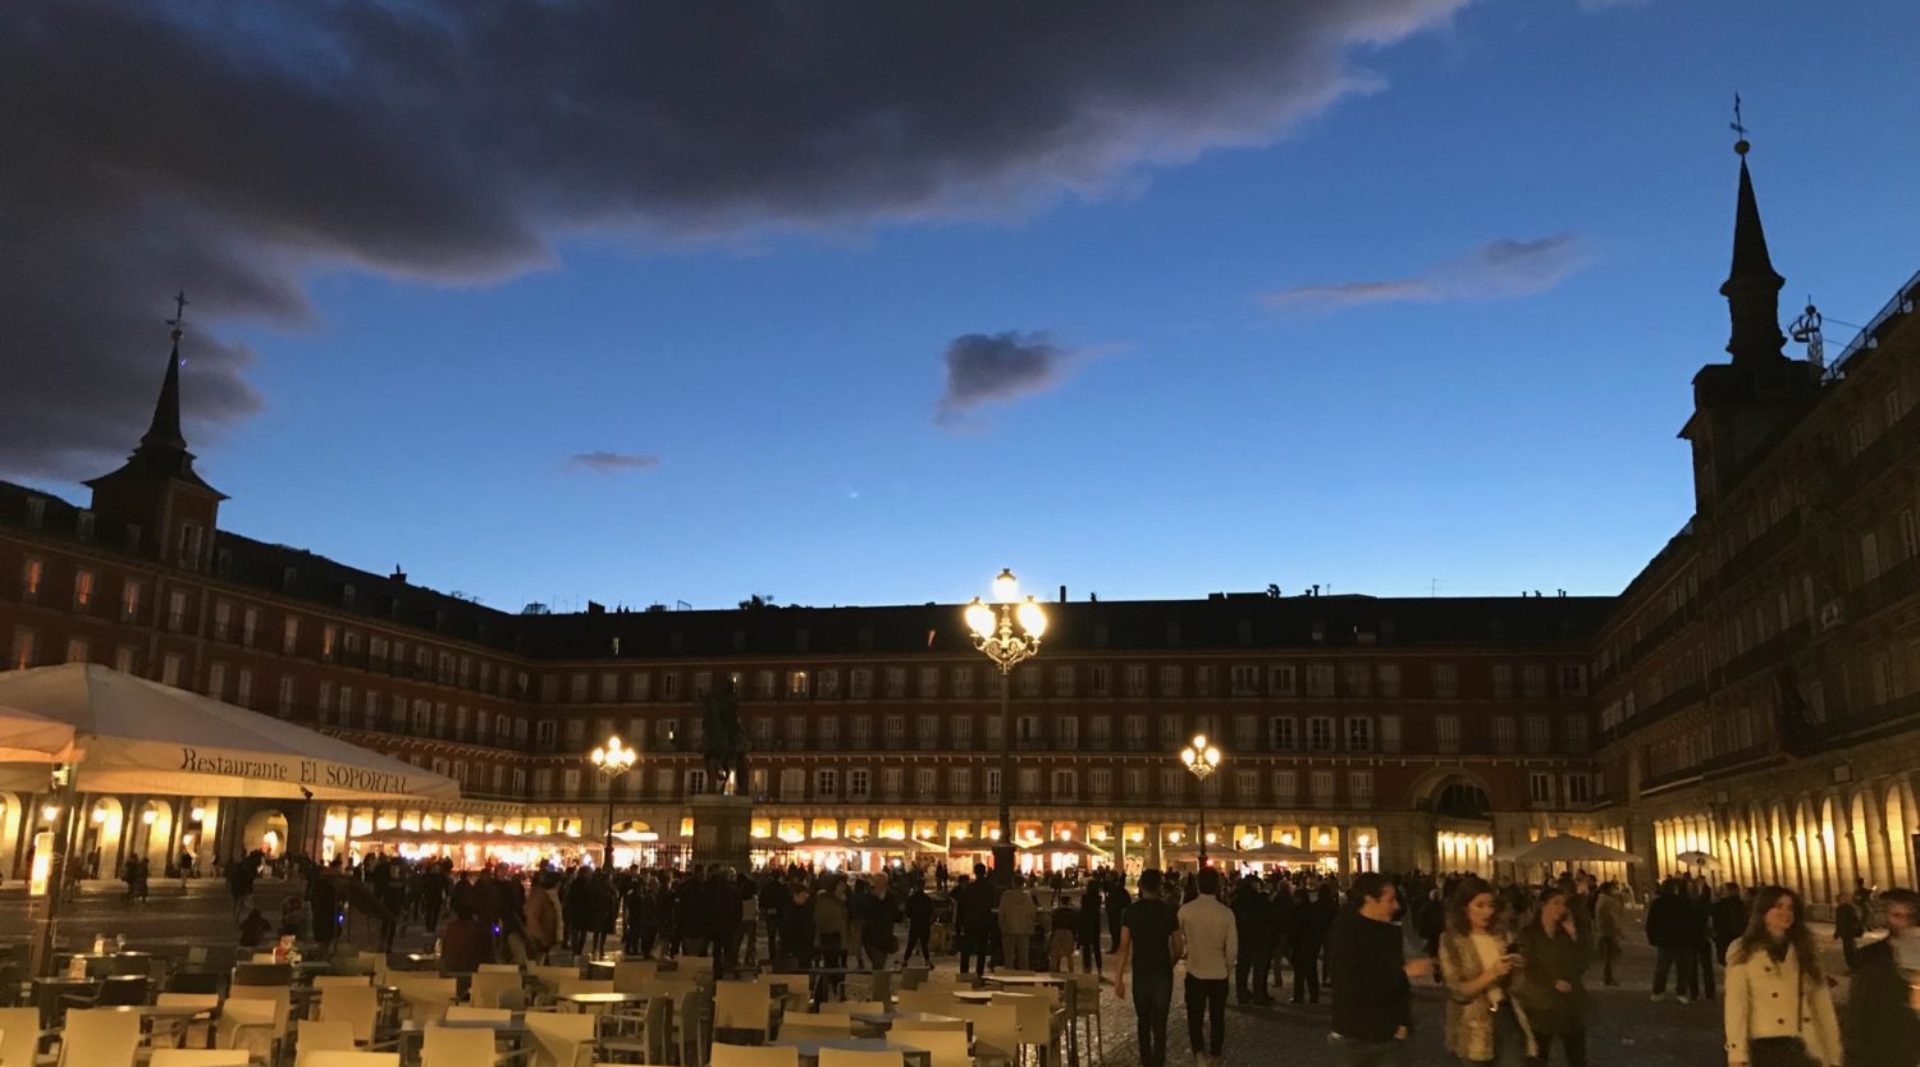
[
  {"xmin": 1723, "ymin": 886, "xmax": 1841, "ymax": 1067},
  {"xmin": 1514, "ymin": 886, "xmax": 1591, "ymax": 1067},
  {"xmin": 1440, "ymin": 878, "xmax": 1534, "ymax": 1066}
]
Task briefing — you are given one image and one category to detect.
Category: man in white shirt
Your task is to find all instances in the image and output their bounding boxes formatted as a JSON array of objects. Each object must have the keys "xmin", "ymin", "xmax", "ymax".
[{"xmin": 1178, "ymin": 867, "xmax": 1238, "ymax": 1067}]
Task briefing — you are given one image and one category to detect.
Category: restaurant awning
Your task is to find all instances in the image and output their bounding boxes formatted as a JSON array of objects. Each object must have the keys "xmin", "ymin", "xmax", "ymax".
[{"xmin": 0, "ymin": 664, "xmax": 459, "ymax": 801}]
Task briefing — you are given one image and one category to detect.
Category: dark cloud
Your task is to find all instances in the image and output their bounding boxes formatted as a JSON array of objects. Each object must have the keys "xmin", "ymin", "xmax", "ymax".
[
  {"xmin": 566, "ymin": 450, "xmax": 661, "ymax": 474},
  {"xmin": 1264, "ymin": 234, "xmax": 1586, "ymax": 311},
  {"xmin": 936, "ymin": 332, "xmax": 1074, "ymax": 423},
  {"xmin": 0, "ymin": 0, "xmax": 1475, "ymax": 475}
]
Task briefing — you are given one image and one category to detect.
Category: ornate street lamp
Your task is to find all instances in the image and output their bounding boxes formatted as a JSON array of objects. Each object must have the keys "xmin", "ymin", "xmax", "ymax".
[
  {"xmin": 589, "ymin": 736, "xmax": 637, "ymax": 868},
  {"xmin": 964, "ymin": 568, "xmax": 1047, "ymax": 886},
  {"xmin": 1180, "ymin": 734, "xmax": 1222, "ymax": 865}
]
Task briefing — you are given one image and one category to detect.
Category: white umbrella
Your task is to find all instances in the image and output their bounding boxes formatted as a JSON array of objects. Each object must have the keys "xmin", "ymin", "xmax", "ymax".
[
  {"xmin": 0, "ymin": 663, "xmax": 457, "ymax": 800},
  {"xmin": 1676, "ymin": 850, "xmax": 1716, "ymax": 867},
  {"xmin": 1019, "ymin": 838, "xmax": 1112, "ymax": 861},
  {"xmin": 1502, "ymin": 835, "xmax": 1641, "ymax": 866}
]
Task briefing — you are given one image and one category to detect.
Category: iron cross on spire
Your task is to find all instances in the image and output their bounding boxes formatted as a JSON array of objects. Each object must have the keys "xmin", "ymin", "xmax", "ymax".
[
  {"xmin": 166, "ymin": 290, "xmax": 189, "ymax": 339},
  {"xmin": 1730, "ymin": 93, "xmax": 1750, "ymax": 153}
]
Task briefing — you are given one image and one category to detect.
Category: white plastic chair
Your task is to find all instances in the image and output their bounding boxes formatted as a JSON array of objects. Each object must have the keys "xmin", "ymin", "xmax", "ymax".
[
  {"xmin": 892, "ymin": 1026, "xmax": 972, "ymax": 1067},
  {"xmin": 150, "ymin": 1052, "xmax": 251, "ymax": 1067},
  {"xmin": 818, "ymin": 1049, "xmax": 905, "ymax": 1067},
  {"xmin": 710, "ymin": 1045, "xmax": 798, "ymax": 1067},
  {"xmin": 524, "ymin": 1010, "xmax": 597, "ymax": 1067},
  {"xmin": 56, "ymin": 1008, "xmax": 142, "ymax": 1067},
  {"xmin": 317, "ymin": 983, "xmax": 381, "ymax": 1046},
  {"xmin": 421, "ymin": 1025, "xmax": 500, "ymax": 1067},
  {"xmin": 443, "ymin": 1006, "xmax": 512, "ymax": 1024},
  {"xmin": 295, "ymin": 1019, "xmax": 358, "ymax": 1066},
  {"xmin": 0, "ymin": 1006, "xmax": 40, "ymax": 1067},
  {"xmin": 298, "ymin": 1053, "xmax": 400, "ymax": 1067},
  {"xmin": 469, "ymin": 971, "xmax": 525, "ymax": 1011}
]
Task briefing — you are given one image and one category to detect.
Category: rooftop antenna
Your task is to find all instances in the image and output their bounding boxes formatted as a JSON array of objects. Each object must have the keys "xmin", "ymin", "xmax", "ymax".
[
  {"xmin": 1789, "ymin": 298, "xmax": 1824, "ymax": 371},
  {"xmin": 1430, "ymin": 578, "xmax": 1442, "ymax": 598}
]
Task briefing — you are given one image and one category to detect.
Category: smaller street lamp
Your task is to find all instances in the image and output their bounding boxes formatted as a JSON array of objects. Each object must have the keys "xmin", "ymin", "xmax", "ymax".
[
  {"xmin": 1180, "ymin": 734, "xmax": 1222, "ymax": 865},
  {"xmin": 590, "ymin": 736, "xmax": 637, "ymax": 868}
]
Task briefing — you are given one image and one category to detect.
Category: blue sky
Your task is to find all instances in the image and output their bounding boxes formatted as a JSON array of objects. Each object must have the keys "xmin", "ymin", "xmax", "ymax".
[{"xmin": 16, "ymin": 0, "xmax": 1919, "ymax": 612}]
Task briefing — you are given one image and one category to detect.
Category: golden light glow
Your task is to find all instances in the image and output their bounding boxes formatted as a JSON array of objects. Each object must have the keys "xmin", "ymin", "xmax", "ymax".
[
  {"xmin": 1016, "ymin": 598, "xmax": 1047, "ymax": 638},
  {"xmin": 992, "ymin": 568, "xmax": 1020, "ymax": 604},
  {"xmin": 1357, "ymin": 833, "xmax": 1371, "ymax": 847},
  {"xmin": 1059, "ymin": 829, "xmax": 1072, "ymax": 841},
  {"xmin": 1317, "ymin": 832, "xmax": 1332, "ymax": 847},
  {"xmin": 40, "ymin": 804, "xmax": 57, "ymax": 822},
  {"xmin": 90, "ymin": 806, "xmax": 107, "ymax": 824},
  {"xmin": 141, "ymin": 809, "xmax": 157, "ymax": 825},
  {"xmin": 190, "ymin": 806, "xmax": 205, "ymax": 822},
  {"xmin": 965, "ymin": 599, "xmax": 996, "ymax": 640}
]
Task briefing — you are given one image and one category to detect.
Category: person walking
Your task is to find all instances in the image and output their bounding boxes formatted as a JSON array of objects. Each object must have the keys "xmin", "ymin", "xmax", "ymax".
[
  {"xmin": 1048, "ymin": 893, "xmax": 1080, "ymax": 973},
  {"xmin": 1647, "ymin": 879, "xmax": 1699, "ymax": 1003},
  {"xmin": 1108, "ymin": 876, "xmax": 1133, "ymax": 953},
  {"xmin": 1114, "ymin": 869, "xmax": 1178, "ymax": 1067},
  {"xmin": 1844, "ymin": 888, "xmax": 1920, "ymax": 1067},
  {"xmin": 1329, "ymin": 872, "xmax": 1430, "ymax": 1067},
  {"xmin": 1179, "ymin": 868, "xmax": 1237, "ymax": 1067},
  {"xmin": 1723, "ymin": 886, "xmax": 1841, "ymax": 1067},
  {"xmin": 998, "ymin": 874, "xmax": 1038, "ymax": 971},
  {"xmin": 1514, "ymin": 886, "xmax": 1590, "ymax": 1067},
  {"xmin": 1440, "ymin": 878, "xmax": 1532, "ymax": 1067}
]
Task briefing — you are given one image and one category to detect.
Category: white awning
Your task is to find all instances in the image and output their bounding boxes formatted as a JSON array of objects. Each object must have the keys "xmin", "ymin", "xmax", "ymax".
[{"xmin": 0, "ymin": 664, "xmax": 458, "ymax": 801}]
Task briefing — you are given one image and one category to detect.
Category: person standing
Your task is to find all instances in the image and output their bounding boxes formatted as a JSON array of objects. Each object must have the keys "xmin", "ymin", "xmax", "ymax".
[
  {"xmin": 1835, "ymin": 894, "xmax": 1865, "ymax": 974},
  {"xmin": 1291, "ymin": 884, "xmax": 1328, "ymax": 1004},
  {"xmin": 1711, "ymin": 883, "xmax": 1749, "ymax": 982},
  {"xmin": 1647, "ymin": 879, "xmax": 1699, "ymax": 1003},
  {"xmin": 1329, "ymin": 872, "xmax": 1430, "ymax": 1067},
  {"xmin": 1439, "ymin": 879, "xmax": 1531, "ymax": 1067},
  {"xmin": 1514, "ymin": 887, "xmax": 1590, "ymax": 1067},
  {"xmin": 1232, "ymin": 873, "xmax": 1272, "ymax": 1005},
  {"xmin": 1078, "ymin": 886, "xmax": 1105, "ymax": 975},
  {"xmin": 1268, "ymin": 874, "xmax": 1296, "ymax": 993},
  {"xmin": 1108, "ymin": 875, "xmax": 1133, "ymax": 953},
  {"xmin": 957, "ymin": 867, "xmax": 995, "ymax": 977},
  {"xmin": 903, "ymin": 882, "xmax": 935, "ymax": 966},
  {"xmin": 998, "ymin": 873, "xmax": 1038, "ymax": 971},
  {"xmin": 1844, "ymin": 888, "xmax": 1920, "ymax": 1067},
  {"xmin": 1179, "ymin": 867, "xmax": 1237, "ymax": 1067},
  {"xmin": 1114, "ymin": 870, "xmax": 1178, "ymax": 1067},
  {"xmin": 1593, "ymin": 883, "xmax": 1623, "ymax": 988},
  {"xmin": 1723, "ymin": 886, "xmax": 1841, "ymax": 1067},
  {"xmin": 1691, "ymin": 879, "xmax": 1719, "ymax": 1001}
]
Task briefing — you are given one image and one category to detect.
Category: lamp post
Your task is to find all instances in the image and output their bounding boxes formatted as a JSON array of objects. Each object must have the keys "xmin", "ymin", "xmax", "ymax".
[
  {"xmin": 1180, "ymin": 734, "xmax": 1221, "ymax": 866},
  {"xmin": 589, "ymin": 736, "xmax": 636, "ymax": 869},
  {"xmin": 964, "ymin": 568, "xmax": 1047, "ymax": 887}
]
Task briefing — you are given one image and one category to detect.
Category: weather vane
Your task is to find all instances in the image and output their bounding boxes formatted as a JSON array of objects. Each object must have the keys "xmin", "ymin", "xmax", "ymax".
[{"xmin": 1730, "ymin": 93, "xmax": 1749, "ymax": 154}]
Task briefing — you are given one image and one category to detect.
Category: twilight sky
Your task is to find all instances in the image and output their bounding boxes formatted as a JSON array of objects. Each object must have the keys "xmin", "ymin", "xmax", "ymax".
[{"xmin": 5, "ymin": 1, "xmax": 1916, "ymax": 612}]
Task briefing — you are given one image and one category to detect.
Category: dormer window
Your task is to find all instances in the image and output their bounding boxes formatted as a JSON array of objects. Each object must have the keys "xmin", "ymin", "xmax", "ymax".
[
  {"xmin": 281, "ymin": 566, "xmax": 298, "ymax": 592},
  {"xmin": 342, "ymin": 584, "xmax": 357, "ymax": 608},
  {"xmin": 24, "ymin": 497, "xmax": 45, "ymax": 530},
  {"xmin": 76, "ymin": 511, "xmax": 94, "ymax": 543}
]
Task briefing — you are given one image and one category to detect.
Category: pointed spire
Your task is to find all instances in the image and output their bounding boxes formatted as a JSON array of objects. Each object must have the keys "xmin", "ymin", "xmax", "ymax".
[
  {"xmin": 1719, "ymin": 123, "xmax": 1786, "ymax": 364},
  {"xmin": 139, "ymin": 325, "xmax": 188, "ymax": 453}
]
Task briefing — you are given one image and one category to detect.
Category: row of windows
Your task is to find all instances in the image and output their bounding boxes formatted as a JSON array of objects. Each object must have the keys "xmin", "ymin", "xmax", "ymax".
[{"xmin": 532, "ymin": 660, "xmax": 1590, "ymax": 706}]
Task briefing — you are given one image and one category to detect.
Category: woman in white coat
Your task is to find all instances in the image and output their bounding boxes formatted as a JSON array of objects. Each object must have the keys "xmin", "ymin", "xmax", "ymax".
[{"xmin": 1723, "ymin": 886, "xmax": 1842, "ymax": 1067}]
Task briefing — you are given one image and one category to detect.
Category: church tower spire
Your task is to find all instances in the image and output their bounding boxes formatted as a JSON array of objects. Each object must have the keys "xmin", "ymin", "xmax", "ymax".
[
  {"xmin": 1720, "ymin": 122, "xmax": 1786, "ymax": 364},
  {"xmin": 84, "ymin": 293, "xmax": 227, "ymax": 567}
]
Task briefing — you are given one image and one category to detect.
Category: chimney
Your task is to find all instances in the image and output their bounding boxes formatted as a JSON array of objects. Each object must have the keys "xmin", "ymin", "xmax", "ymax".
[
  {"xmin": 1059, "ymin": 584, "xmax": 1068, "ymax": 603},
  {"xmin": 391, "ymin": 565, "xmax": 407, "ymax": 584}
]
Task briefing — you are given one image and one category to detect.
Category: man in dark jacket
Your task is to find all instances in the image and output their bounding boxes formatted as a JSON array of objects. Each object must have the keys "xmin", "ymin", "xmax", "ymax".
[
  {"xmin": 1231, "ymin": 875, "xmax": 1272, "ymax": 1005},
  {"xmin": 1709, "ymin": 882, "xmax": 1748, "ymax": 974},
  {"xmin": 1846, "ymin": 889, "xmax": 1920, "ymax": 1067},
  {"xmin": 1328, "ymin": 872, "xmax": 1430, "ymax": 1067},
  {"xmin": 1107, "ymin": 877, "xmax": 1133, "ymax": 953},
  {"xmin": 957, "ymin": 864, "xmax": 997, "ymax": 977},
  {"xmin": 1646, "ymin": 879, "xmax": 1698, "ymax": 1002},
  {"xmin": 904, "ymin": 883, "xmax": 935, "ymax": 965}
]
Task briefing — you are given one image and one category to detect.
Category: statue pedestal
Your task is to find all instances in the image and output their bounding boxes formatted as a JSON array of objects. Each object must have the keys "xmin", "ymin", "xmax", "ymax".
[{"xmin": 688, "ymin": 793, "xmax": 754, "ymax": 871}]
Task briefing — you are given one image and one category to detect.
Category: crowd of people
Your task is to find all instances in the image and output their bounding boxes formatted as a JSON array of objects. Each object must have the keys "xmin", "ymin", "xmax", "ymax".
[{"xmin": 214, "ymin": 848, "xmax": 1920, "ymax": 1067}]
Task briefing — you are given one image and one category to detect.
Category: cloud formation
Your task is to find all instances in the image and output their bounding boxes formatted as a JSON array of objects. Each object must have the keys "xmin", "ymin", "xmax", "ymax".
[
  {"xmin": 1, "ymin": 0, "xmax": 1477, "ymax": 475},
  {"xmin": 1264, "ymin": 234, "xmax": 1586, "ymax": 311},
  {"xmin": 566, "ymin": 451, "xmax": 661, "ymax": 474},
  {"xmin": 936, "ymin": 332, "xmax": 1076, "ymax": 424}
]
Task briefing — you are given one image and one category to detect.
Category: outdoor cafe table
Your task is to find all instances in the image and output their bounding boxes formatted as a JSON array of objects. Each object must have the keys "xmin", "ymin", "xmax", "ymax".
[
  {"xmin": 951, "ymin": 990, "xmax": 995, "ymax": 1004},
  {"xmin": 983, "ymin": 974, "xmax": 1067, "ymax": 987},
  {"xmin": 563, "ymin": 991, "xmax": 653, "ymax": 1010},
  {"xmin": 849, "ymin": 1010, "xmax": 969, "ymax": 1036},
  {"xmin": 397, "ymin": 1013, "xmax": 532, "ymax": 1058},
  {"xmin": 101, "ymin": 1002, "xmax": 220, "ymax": 1047},
  {"xmin": 770, "ymin": 1036, "xmax": 931, "ymax": 1067}
]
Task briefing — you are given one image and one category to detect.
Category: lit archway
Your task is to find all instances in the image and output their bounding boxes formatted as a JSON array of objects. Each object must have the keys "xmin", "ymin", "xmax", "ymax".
[
  {"xmin": 1886, "ymin": 785, "xmax": 1912, "ymax": 888},
  {"xmin": 243, "ymin": 809, "xmax": 290, "ymax": 857},
  {"xmin": 138, "ymin": 799, "xmax": 174, "ymax": 872},
  {"xmin": 80, "ymin": 797, "xmax": 125, "ymax": 879}
]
